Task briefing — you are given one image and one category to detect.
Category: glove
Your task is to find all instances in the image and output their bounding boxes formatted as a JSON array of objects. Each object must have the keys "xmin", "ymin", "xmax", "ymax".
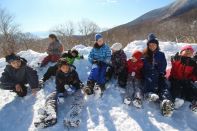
[
  {"xmin": 93, "ymin": 60, "xmax": 102, "ymax": 67},
  {"xmin": 80, "ymin": 55, "xmax": 84, "ymax": 59}
]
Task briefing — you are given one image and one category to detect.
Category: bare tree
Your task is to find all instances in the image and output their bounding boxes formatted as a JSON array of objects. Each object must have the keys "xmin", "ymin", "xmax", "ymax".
[
  {"xmin": 0, "ymin": 7, "xmax": 20, "ymax": 56},
  {"xmin": 78, "ymin": 19, "xmax": 100, "ymax": 45}
]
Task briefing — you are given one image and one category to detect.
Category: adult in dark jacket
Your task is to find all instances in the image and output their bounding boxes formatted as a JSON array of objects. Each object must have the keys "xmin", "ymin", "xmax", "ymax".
[
  {"xmin": 42, "ymin": 49, "xmax": 83, "ymax": 82},
  {"xmin": 142, "ymin": 33, "xmax": 174, "ymax": 117},
  {"xmin": 169, "ymin": 45, "xmax": 197, "ymax": 112},
  {"xmin": 0, "ymin": 54, "xmax": 39, "ymax": 97},
  {"xmin": 111, "ymin": 43, "xmax": 127, "ymax": 88}
]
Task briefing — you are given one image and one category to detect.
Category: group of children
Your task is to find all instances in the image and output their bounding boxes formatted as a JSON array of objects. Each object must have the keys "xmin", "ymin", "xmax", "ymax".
[{"xmin": 0, "ymin": 33, "xmax": 197, "ymax": 118}]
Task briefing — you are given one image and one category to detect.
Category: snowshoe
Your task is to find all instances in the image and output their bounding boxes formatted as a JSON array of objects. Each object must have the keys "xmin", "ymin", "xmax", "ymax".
[
  {"xmin": 83, "ymin": 86, "xmax": 93, "ymax": 95},
  {"xmin": 161, "ymin": 99, "xmax": 174, "ymax": 117},
  {"xmin": 124, "ymin": 97, "xmax": 132, "ymax": 105},
  {"xmin": 190, "ymin": 100, "xmax": 197, "ymax": 112},
  {"xmin": 133, "ymin": 98, "xmax": 142, "ymax": 108}
]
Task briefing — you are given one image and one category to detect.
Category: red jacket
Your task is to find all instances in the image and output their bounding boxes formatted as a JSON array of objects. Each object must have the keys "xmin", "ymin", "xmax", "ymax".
[
  {"xmin": 169, "ymin": 56, "xmax": 197, "ymax": 81},
  {"xmin": 127, "ymin": 59, "xmax": 144, "ymax": 79}
]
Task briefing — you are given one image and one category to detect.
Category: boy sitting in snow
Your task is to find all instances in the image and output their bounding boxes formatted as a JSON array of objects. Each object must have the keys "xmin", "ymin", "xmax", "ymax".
[
  {"xmin": 55, "ymin": 58, "xmax": 83, "ymax": 101},
  {"xmin": 0, "ymin": 54, "xmax": 40, "ymax": 97},
  {"xmin": 40, "ymin": 34, "xmax": 63, "ymax": 67},
  {"xmin": 84, "ymin": 34, "xmax": 111, "ymax": 95},
  {"xmin": 124, "ymin": 51, "xmax": 144, "ymax": 108},
  {"xmin": 169, "ymin": 45, "xmax": 197, "ymax": 112},
  {"xmin": 111, "ymin": 43, "xmax": 127, "ymax": 88},
  {"xmin": 42, "ymin": 49, "xmax": 83, "ymax": 82}
]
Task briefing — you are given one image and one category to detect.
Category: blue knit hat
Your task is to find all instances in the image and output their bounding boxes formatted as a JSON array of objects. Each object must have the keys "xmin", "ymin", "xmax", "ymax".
[
  {"xmin": 95, "ymin": 34, "xmax": 103, "ymax": 41},
  {"xmin": 147, "ymin": 33, "xmax": 159, "ymax": 45}
]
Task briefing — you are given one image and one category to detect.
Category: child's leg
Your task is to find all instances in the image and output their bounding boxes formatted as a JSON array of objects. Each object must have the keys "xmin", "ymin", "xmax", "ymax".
[
  {"xmin": 133, "ymin": 80, "xmax": 143, "ymax": 100},
  {"xmin": 117, "ymin": 68, "xmax": 127, "ymax": 88},
  {"xmin": 41, "ymin": 55, "xmax": 52, "ymax": 67},
  {"xmin": 158, "ymin": 77, "xmax": 172, "ymax": 101},
  {"xmin": 55, "ymin": 80, "xmax": 66, "ymax": 94},
  {"xmin": 170, "ymin": 79, "xmax": 183, "ymax": 101},
  {"xmin": 43, "ymin": 64, "xmax": 58, "ymax": 82},
  {"xmin": 51, "ymin": 55, "xmax": 60, "ymax": 62},
  {"xmin": 88, "ymin": 64, "xmax": 100, "ymax": 83},
  {"xmin": 98, "ymin": 64, "xmax": 107, "ymax": 86},
  {"xmin": 183, "ymin": 81, "xmax": 197, "ymax": 102}
]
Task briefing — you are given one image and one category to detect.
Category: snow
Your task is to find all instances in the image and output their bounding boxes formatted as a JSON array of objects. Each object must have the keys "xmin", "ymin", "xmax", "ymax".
[{"xmin": 0, "ymin": 40, "xmax": 197, "ymax": 131}]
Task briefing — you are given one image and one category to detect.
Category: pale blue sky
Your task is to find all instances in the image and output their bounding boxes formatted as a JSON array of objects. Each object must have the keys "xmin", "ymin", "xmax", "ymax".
[{"xmin": 0, "ymin": 0, "xmax": 175, "ymax": 35}]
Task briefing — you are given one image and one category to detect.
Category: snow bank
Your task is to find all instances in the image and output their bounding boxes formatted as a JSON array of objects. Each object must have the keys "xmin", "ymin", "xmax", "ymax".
[{"xmin": 0, "ymin": 41, "xmax": 197, "ymax": 131}]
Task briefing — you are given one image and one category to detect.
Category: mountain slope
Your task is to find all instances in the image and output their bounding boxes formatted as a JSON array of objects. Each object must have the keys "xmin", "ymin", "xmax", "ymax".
[{"xmin": 102, "ymin": 0, "xmax": 197, "ymax": 45}]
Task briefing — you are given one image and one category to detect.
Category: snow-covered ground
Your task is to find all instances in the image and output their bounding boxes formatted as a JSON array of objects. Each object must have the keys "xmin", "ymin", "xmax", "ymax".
[{"xmin": 0, "ymin": 41, "xmax": 197, "ymax": 131}]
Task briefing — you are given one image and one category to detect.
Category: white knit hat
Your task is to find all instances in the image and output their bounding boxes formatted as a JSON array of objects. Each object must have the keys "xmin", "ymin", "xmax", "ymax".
[{"xmin": 111, "ymin": 43, "xmax": 123, "ymax": 51}]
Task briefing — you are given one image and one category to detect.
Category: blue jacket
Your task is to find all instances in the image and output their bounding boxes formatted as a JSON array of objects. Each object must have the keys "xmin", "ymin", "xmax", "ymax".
[{"xmin": 88, "ymin": 43, "xmax": 111, "ymax": 64}]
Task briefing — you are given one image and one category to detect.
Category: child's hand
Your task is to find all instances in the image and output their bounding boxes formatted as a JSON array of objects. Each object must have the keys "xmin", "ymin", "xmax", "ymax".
[
  {"xmin": 32, "ymin": 88, "xmax": 40, "ymax": 96},
  {"xmin": 15, "ymin": 84, "xmax": 23, "ymax": 93}
]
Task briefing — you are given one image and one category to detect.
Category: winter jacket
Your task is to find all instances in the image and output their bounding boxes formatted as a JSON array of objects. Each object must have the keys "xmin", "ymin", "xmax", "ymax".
[
  {"xmin": 169, "ymin": 53, "xmax": 197, "ymax": 81},
  {"xmin": 0, "ymin": 59, "xmax": 39, "ymax": 90},
  {"xmin": 55, "ymin": 66, "xmax": 81, "ymax": 92},
  {"xmin": 61, "ymin": 50, "xmax": 81, "ymax": 65},
  {"xmin": 127, "ymin": 59, "xmax": 144, "ymax": 79},
  {"xmin": 47, "ymin": 40, "xmax": 63, "ymax": 56},
  {"xmin": 88, "ymin": 43, "xmax": 111, "ymax": 64},
  {"xmin": 111, "ymin": 50, "xmax": 127, "ymax": 74},
  {"xmin": 142, "ymin": 50, "xmax": 167, "ymax": 92}
]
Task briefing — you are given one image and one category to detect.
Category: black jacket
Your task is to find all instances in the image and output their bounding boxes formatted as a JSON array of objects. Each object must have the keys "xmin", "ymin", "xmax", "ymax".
[
  {"xmin": 0, "ymin": 59, "xmax": 38, "ymax": 90},
  {"xmin": 55, "ymin": 66, "xmax": 81, "ymax": 92}
]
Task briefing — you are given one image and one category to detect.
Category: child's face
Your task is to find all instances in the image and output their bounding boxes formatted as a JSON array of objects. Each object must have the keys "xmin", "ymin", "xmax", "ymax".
[
  {"xmin": 112, "ymin": 49, "xmax": 116, "ymax": 53},
  {"xmin": 60, "ymin": 65, "xmax": 70, "ymax": 73},
  {"xmin": 72, "ymin": 52, "xmax": 77, "ymax": 57},
  {"xmin": 131, "ymin": 57, "xmax": 137, "ymax": 63},
  {"xmin": 181, "ymin": 49, "xmax": 194, "ymax": 57},
  {"xmin": 148, "ymin": 43, "xmax": 157, "ymax": 52},
  {"xmin": 10, "ymin": 60, "xmax": 21, "ymax": 69},
  {"xmin": 49, "ymin": 37, "xmax": 55, "ymax": 43},
  {"xmin": 97, "ymin": 38, "xmax": 104, "ymax": 46}
]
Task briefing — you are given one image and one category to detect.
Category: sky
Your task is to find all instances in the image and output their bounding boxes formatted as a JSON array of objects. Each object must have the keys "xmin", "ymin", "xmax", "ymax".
[{"xmin": 0, "ymin": 0, "xmax": 175, "ymax": 36}]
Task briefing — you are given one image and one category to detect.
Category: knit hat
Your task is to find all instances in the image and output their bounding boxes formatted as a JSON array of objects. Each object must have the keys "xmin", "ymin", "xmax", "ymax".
[
  {"xmin": 5, "ymin": 53, "xmax": 21, "ymax": 63},
  {"xmin": 57, "ymin": 58, "xmax": 69, "ymax": 67},
  {"xmin": 180, "ymin": 45, "xmax": 194, "ymax": 53},
  {"xmin": 95, "ymin": 34, "xmax": 103, "ymax": 41},
  {"xmin": 147, "ymin": 33, "xmax": 159, "ymax": 45},
  {"xmin": 132, "ymin": 50, "xmax": 143, "ymax": 60},
  {"xmin": 71, "ymin": 49, "xmax": 79, "ymax": 57},
  {"xmin": 111, "ymin": 43, "xmax": 123, "ymax": 51}
]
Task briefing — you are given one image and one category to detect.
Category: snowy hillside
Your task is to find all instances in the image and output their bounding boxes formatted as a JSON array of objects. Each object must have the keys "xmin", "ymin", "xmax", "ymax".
[{"xmin": 0, "ymin": 41, "xmax": 197, "ymax": 131}]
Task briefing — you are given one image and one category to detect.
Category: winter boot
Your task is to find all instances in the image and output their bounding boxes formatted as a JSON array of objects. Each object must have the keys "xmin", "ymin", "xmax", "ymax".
[
  {"xmin": 83, "ymin": 80, "xmax": 95, "ymax": 95},
  {"xmin": 161, "ymin": 99, "xmax": 174, "ymax": 117},
  {"xmin": 174, "ymin": 98, "xmax": 184, "ymax": 109},
  {"xmin": 133, "ymin": 98, "xmax": 142, "ymax": 108},
  {"xmin": 190, "ymin": 100, "xmax": 197, "ymax": 112}
]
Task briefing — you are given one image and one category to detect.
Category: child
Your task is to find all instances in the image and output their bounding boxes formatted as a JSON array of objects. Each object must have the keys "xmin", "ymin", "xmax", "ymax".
[
  {"xmin": 34, "ymin": 59, "xmax": 83, "ymax": 128},
  {"xmin": 42, "ymin": 49, "xmax": 83, "ymax": 82},
  {"xmin": 84, "ymin": 34, "xmax": 111, "ymax": 95},
  {"xmin": 40, "ymin": 34, "xmax": 63, "ymax": 67},
  {"xmin": 55, "ymin": 58, "xmax": 82, "ymax": 100},
  {"xmin": 111, "ymin": 43, "xmax": 127, "ymax": 88},
  {"xmin": 169, "ymin": 45, "xmax": 197, "ymax": 112},
  {"xmin": 142, "ymin": 33, "xmax": 174, "ymax": 116},
  {"xmin": 124, "ymin": 51, "xmax": 144, "ymax": 108},
  {"xmin": 0, "ymin": 54, "xmax": 40, "ymax": 97}
]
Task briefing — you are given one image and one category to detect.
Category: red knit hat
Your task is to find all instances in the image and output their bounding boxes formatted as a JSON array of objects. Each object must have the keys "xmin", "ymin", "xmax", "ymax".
[
  {"xmin": 132, "ymin": 50, "xmax": 143, "ymax": 60},
  {"xmin": 180, "ymin": 45, "xmax": 194, "ymax": 53}
]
